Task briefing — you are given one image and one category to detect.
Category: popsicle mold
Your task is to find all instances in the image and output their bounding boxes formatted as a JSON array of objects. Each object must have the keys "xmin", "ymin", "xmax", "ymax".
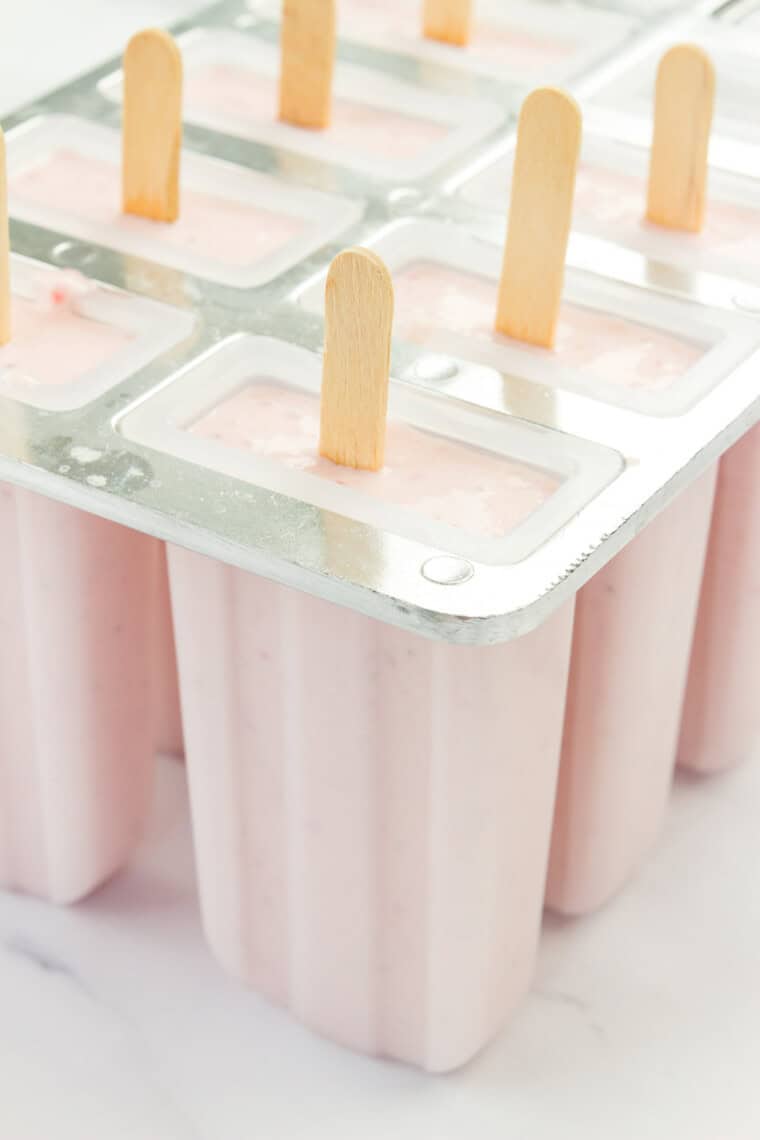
[
  {"xmin": 0, "ymin": 484, "xmax": 160, "ymax": 903},
  {"xmin": 547, "ymin": 468, "xmax": 718, "ymax": 916},
  {"xmin": 678, "ymin": 424, "xmax": 760, "ymax": 774},
  {"xmin": 0, "ymin": 0, "xmax": 757, "ymax": 1077},
  {"xmin": 168, "ymin": 551, "xmax": 574, "ymax": 1071}
]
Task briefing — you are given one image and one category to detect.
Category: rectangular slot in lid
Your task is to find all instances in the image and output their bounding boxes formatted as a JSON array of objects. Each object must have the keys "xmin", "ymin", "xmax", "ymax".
[
  {"xmin": 590, "ymin": 24, "xmax": 760, "ymax": 152},
  {"xmin": 99, "ymin": 28, "xmax": 507, "ymax": 182},
  {"xmin": 296, "ymin": 220, "xmax": 760, "ymax": 418},
  {"xmin": 118, "ymin": 334, "xmax": 623, "ymax": 567},
  {"xmin": 459, "ymin": 128, "xmax": 760, "ymax": 289},
  {"xmin": 0, "ymin": 255, "xmax": 195, "ymax": 412},
  {"xmin": 251, "ymin": 0, "xmax": 636, "ymax": 84},
  {"xmin": 4, "ymin": 115, "xmax": 364, "ymax": 289}
]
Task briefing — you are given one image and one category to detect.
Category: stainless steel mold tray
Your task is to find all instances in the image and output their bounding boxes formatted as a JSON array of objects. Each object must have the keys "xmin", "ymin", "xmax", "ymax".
[{"xmin": 0, "ymin": 0, "xmax": 756, "ymax": 647}]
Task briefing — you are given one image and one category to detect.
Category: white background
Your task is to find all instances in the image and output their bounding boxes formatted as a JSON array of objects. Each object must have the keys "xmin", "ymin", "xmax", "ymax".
[{"xmin": 1, "ymin": 2, "xmax": 759, "ymax": 1137}]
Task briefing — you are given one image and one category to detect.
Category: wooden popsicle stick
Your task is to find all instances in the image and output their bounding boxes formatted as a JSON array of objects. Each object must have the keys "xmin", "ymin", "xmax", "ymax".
[
  {"xmin": 423, "ymin": 0, "xmax": 473, "ymax": 46},
  {"xmin": 122, "ymin": 29, "xmax": 183, "ymax": 222},
  {"xmin": 320, "ymin": 248, "xmax": 394, "ymax": 472},
  {"xmin": 279, "ymin": 0, "xmax": 336, "ymax": 130},
  {"xmin": 0, "ymin": 128, "xmax": 10, "ymax": 345},
  {"xmin": 646, "ymin": 44, "xmax": 715, "ymax": 233},
  {"xmin": 496, "ymin": 87, "xmax": 581, "ymax": 349}
]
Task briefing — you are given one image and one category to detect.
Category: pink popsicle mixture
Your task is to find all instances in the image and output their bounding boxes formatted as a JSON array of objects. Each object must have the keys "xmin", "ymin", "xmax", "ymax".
[
  {"xmin": 341, "ymin": 0, "xmax": 576, "ymax": 67},
  {"xmin": 0, "ymin": 483, "xmax": 159, "ymax": 902},
  {"xmin": 678, "ymin": 424, "xmax": 760, "ymax": 773},
  {"xmin": 547, "ymin": 468, "xmax": 718, "ymax": 915},
  {"xmin": 10, "ymin": 151, "xmax": 305, "ymax": 267},
  {"xmin": 167, "ymin": 548, "xmax": 575, "ymax": 1070},
  {"xmin": 183, "ymin": 67, "xmax": 448, "ymax": 158},
  {"xmin": 0, "ymin": 295, "xmax": 133, "ymax": 386},
  {"xmin": 0, "ymin": 281, "xmax": 184, "ymax": 770},
  {"xmin": 190, "ymin": 380, "xmax": 560, "ymax": 539},
  {"xmin": 393, "ymin": 262, "xmax": 704, "ymax": 391},
  {"xmin": 574, "ymin": 162, "xmax": 760, "ymax": 265}
]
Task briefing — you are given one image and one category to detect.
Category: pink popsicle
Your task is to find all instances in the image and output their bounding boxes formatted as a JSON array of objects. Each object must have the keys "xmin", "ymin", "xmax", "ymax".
[
  {"xmin": 547, "ymin": 469, "xmax": 718, "ymax": 915},
  {"xmin": 169, "ymin": 551, "xmax": 574, "ymax": 1071},
  {"xmin": 168, "ymin": 379, "xmax": 574, "ymax": 1070},
  {"xmin": 385, "ymin": 257, "xmax": 722, "ymax": 913},
  {"xmin": 678, "ymin": 424, "xmax": 760, "ymax": 774},
  {"xmin": 0, "ymin": 291, "xmax": 183, "ymax": 898},
  {"xmin": 0, "ymin": 484, "xmax": 159, "ymax": 902}
]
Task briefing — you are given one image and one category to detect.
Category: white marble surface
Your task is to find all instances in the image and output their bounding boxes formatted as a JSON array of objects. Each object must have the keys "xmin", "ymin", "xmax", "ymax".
[
  {"xmin": 2, "ymin": 1, "xmax": 760, "ymax": 1135},
  {"xmin": 2, "ymin": 754, "xmax": 760, "ymax": 1139}
]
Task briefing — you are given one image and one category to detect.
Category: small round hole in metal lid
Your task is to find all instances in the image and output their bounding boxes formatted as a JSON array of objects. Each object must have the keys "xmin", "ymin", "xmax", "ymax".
[
  {"xmin": 421, "ymin": 556, "xmax": 475, "ymax": 586},
  {"xmin": 50, "ymin": 241, "xmax": 97, "ymax": 270},
  {"xmin": 408, "ymin": 355, "xmax": 459, "ymax": 383}
]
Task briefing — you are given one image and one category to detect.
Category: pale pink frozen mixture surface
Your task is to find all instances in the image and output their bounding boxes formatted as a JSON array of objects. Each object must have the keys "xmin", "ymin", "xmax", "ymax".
[
  {"xmin": 574, "ymin": 162, "xmax": 760, "ymax": 265},
  {"xmin": 189, "ymin": 381, "xmax": 560, "ymax": 539},
  {"xmin": 10, "ymin": 150, "xmax": 305, "ymax": 267},
  {"xmin": 0, "ymin": 295, "xmax": 133, "ymax": 386},
  {"xmin": 183, "ymin": 66, "xmax": 449, "ymax": 159},
  {"xmin": 393, "ymin": 262, "xmax": 704, "ymax": 391},
  {"xmin": 342, "ymin": 0, "xmax": 576, "ymax": 67}
]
